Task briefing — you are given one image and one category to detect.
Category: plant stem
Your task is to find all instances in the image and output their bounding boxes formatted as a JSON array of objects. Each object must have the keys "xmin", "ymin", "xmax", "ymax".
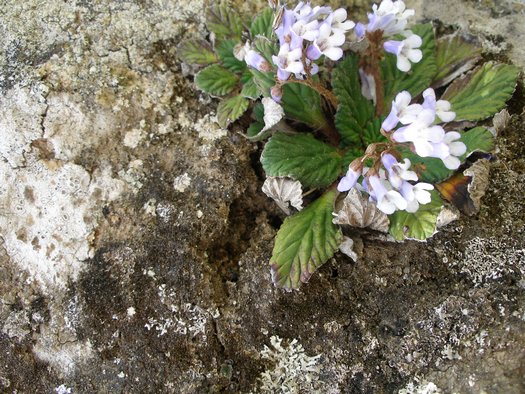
[{"xmin": 362, "ymin": 30, "xmax": 386, "ymax": 116}]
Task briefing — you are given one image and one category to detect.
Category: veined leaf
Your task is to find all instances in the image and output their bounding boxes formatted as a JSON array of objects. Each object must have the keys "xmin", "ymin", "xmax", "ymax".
[
  {"xmin": 281, "ymin": 82, "xmax": 328, "ymax": 130},
  {"xmin": 177, "ymin": 39, "xmax": 217, "ymax": 65},
  {"xmin": 252, "ymin": 36, "xmax": 279, "ymax": 64},
  {"xmin": 381, "ymin": 24, "xmax": 437, "ymax": 110},
  {"xmin": 261, "ymin": 133, "xmax": 343, "ymax": 188},
  {"xmin": 458, "ymin": 126, "xmax": 494, "ymax": 159},
  {"xmin": 241, "ymin": 76, "xmax": 259, "ymax": 99},
  {"xmin": 442, "ymin": 62, "xmax": 519, "ymax": 121},
  {"xmin": 333, "ymin": 55, "xmax": 381, "ymax": 149},
  {"xmin": 251, "ymin": 7, "xmax": 274, "ymax": 39},
  {"xmin": 217, "ymin": 95, "xmax": 249, "ymax": 127},
  {"xmin": 206, "ymin": 3, "xmax": 243, "ymax": 42},
  {"xmin": 433, "ymin": 32, "xmax": 481, "ymax": 87},
  {"xmin": 217, "ymin": 39, "xmax": 246, "ymax": 74},
  {"xmin": 250, "ymin": 69, "xmax": 275, "ymax": 97},
  {"xmin": 270, "ymin": 189, "xmax": 343, "ymax": 289},
  {"xmin": 195, "ymin": 65, "xmax": 238, "ymax": 96},
  {"xmin": 389, "ymin": 190, "xmax": 443, "ymax": 241}
]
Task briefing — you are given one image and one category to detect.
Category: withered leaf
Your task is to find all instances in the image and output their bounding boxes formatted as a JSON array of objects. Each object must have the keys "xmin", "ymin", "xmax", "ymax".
[{"xmin": 332, "ymin": 188, "xmax": 389, "ymax": 232}]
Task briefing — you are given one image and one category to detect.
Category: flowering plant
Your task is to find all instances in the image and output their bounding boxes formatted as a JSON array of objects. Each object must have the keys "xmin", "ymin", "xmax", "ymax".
[{"xmin": 179, "ymin": 1, "xmax": 519, "ymax": 289}]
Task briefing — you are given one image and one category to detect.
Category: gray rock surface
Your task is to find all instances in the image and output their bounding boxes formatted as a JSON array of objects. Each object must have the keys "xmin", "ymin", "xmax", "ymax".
[{"xmin": 1, "ymin": 0, "xmax": 524, "ymax": 392}]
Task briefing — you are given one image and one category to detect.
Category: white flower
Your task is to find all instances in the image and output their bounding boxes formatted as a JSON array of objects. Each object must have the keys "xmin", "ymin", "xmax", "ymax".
[
  {"xmin": 429, "ymin": 131, "xmax": 467, "ymax": 169},
  {"xmin": 402, "ymin": 182, "xmax": 434, "ymax": 212},
  {"xmin": 359, "ymin": 68, "xmax": 377, "ymax": 103},
  {"xmin": 382, "ymin": 90, "xmax": 422, "ymax": 130},
  {"xmin": 381, "ymin": 153, "xmax": 418, "ymax": 189},
  {"xmin": 383, "ymin": 32, "xmax": 422, "ymax": 72},
  {"xmin": 272, "ymin": 43, "xmax": 304, "ymax": 81},
  {"xmin": 330, "ymin": 8, "xmax": 355, "ymax": 34},
  {"xmin": 422, "ymin": 88, "xmax": 456, "ymax": 122},
  {"xmin": 368, "ymin": 175, "xmax": 408, "ymax": 214},
  {"xmin": 306, "ymin": 22, "xmax": 346, "ymax": 61}
]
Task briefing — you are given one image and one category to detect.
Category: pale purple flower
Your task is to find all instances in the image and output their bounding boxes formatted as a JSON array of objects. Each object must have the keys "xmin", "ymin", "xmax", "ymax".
[
  {"xmin": 245, "ymin": 50, "xmax": 271, "ymax": 72},
  {"xmin": 330, "ymin": 8, "xmax": 355, "ymax": 34},
  {"xmin": 271, "ymin": 84, "xmax": 283, "ymax": 103},
  {"xmin": 384, "ymin": 32, "xmax": 422, "ymax": 72},
  {"xmin": 272, "ymin": 43, "xmax": 304, "ymax": 81},
  {"xmin": 306, "ymin": 22, "xmax": 346, "ymax": 61},
  {"xmin": 367, "ymin": 174, "xmax": 408, "ymax": 214},
  {"xmin": 422, "ymin": 88, "xmax": 456, "ymax": 122},
  {"xmin": 382, "ymin": 90, "xmax": 422, "ymax": 131},
  {"xmin": 359, "ymin": 68, "xmax": 377, "ymax": 103},
  {"xmin": 403, "ymin": 182, "xmax": 434, "ymax": 212},
  {"xmin": 369, "ymin": 0, "xmax": 414, "ymax": 36},
  {"xmin": 381, "ymin": 153, "xmax": 417, "ymax": 189},
  {"xmin": 428, "ymin": 131, "xmax": 467, "ymax": 169},
  {"xmin": 338, "ymin": 167, "xmax": 361, "ymax": 192},
  {"xmin": 292, "ymin": 18, "xmax": 320, "ymax": 41}
]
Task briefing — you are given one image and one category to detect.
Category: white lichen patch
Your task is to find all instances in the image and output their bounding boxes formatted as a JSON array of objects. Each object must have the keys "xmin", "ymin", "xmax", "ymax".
[
  {"xmin": 399, "ymin": 378, "xmax": 441, "ymax": 394},
  {"xmin": 0, "ymin": 85, "xmax": 47, "ymax": 167},
  {"xmin": 0, "ymin": 158, "xmax": 124, "ymax": 291},
  {"xmin": 145, "ymin": 284, "xmax": 210, "ymax": 339},
  {"xmin": 455, "ymin": 237, "xmax": 525, "ymax": 285},
  {"xmin": 195, "ymin": 114, "xmax": 228, "ymax": 141},
  {"xmin": 254, "ymin": 335, "xmax": 322, "ymax": 393},
  {"xmin": 173, "ymin": 173, "xmax": 192, "ymax": 192},
  {"xmin": 123, "ymin": 128, "xmax": 145, "ymax": 149}
]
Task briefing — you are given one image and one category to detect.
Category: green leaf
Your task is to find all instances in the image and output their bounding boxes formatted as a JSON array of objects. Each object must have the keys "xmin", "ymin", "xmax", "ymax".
[
  {"xmin": 241, "ymin": 76, "xmax": 259, "ymax": 99},
  {"xmin": 247, "ymin": 103, "xmax": 273, "ymax": 141},
  {"xmin": 251, "ymin": 7, "xmax": 274, "ymax": 39},
  {"xmin": 216, "ymin": 95, "xmax": 249, "ymax": 127},
  {"xmin": 270, "ymin": 189, "xmax": 343, "ymax": 289},
  {"xmin": 389, "ymin": 190, "xmax": 443, "ymax": 241},
  {"xmin": 433, "ymin": 33, "xmax": 481, "ymax": 87},
  {"xmin": 442, "ymin": 62, "xmax": 519, "ymax": 121},
  {"xmin": 333, "ymin": 55, "xmax": 381, "ymax": 149},
  {"xmin": 261, "ymin": 133, "xmax": 343, "ymax": 188},
  {"xmin": 252, "ymin": 36, "xmax": 279, "ymax": 64},
  {"xmin": 177, "ymin": 39, "xmax": 218, "ymax": 65},
  {"xmin": 206, "ymin": 3, "xmax": 243, "ymax": 42},
  {"xmin": 459, "ymin": 126, "xmax": 494, "ymax": 159},
  {"xmin": 217, "ymin": 40, "xmax": 246, "ymax": 74},
  {"xmin": 381, "ymin": 24, "xmax": 437, "ymax": 109},
  {"xmin": 195, "ymin": 65, "xmax": 238, "ymax": 96},
  {"xmin": 250, "ymin": 69, "xmax": 275, "ymax": 97},
  {"xmin": 281, "ymin": 83, "xmax": 328, "ymax": 130}
]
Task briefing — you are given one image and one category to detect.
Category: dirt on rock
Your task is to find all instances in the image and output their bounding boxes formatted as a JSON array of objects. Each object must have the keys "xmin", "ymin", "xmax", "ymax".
[{"xmin": 1, "ymin": 0, "xmax": 524, "ymax": 393}]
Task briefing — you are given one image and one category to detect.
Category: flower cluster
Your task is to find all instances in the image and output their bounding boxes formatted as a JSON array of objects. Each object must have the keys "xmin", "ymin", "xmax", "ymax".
[
  {"xmin": 383, "ymin": 88, "xmax": 466, "ymax": 170},
  {"xmin": 356, "ymin": 0, "xmax": 422, "ymax": 102},
  {"xmin": 243, "ymin": 1, "xmax": 354, "ymax": 101},
  {"xmin": 338, "ymin": 154, "xmax": 434, "ymax": 215},
  {"xmin": 338, "ymin": 87, "xmax": 466, "ymax": 215}
]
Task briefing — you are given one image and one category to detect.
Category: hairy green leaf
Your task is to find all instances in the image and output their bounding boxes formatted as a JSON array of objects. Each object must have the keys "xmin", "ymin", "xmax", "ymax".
[
  {"xmin": 261, "ymin": 133, "xmax": 343, "ymax": 188},
  {"xmin": 177, "ymin": 39, "xmax": 217, "ymax": 65},
  {"xmin": 458, "ymin": 126, "xmax": 494, "ymax": 159},
  {"xmin": 241, "ymin": 76, "xmax": 259, "ymax": 99},
  {"xmin": 195, "ymin": 65, "xmax": 238, "ymax": 96},
  {"xmin": 252, "ymin": 36, "xmax": 279, "ymax": 64},
  {"xmin": 333, "ymin": 55, "xmax": 381, "ymax": 149},
  {"xmin": 281, "ymin": 83, "xmax": 328, "ymax": 130},
  {"xmin": 251, "ymin": 7, "xmax": 274, "ymax": 39},
  {"xmin": 442, "ymin": 62, "xmax": 519, "ymax": 121},
  {"xmin": 217, "ymin": 39, "xmax": 246, "ymax": 73},
  {"xmin": 389, "ymin": 190, "xmax": 442, "ymax": 241},
  {"xmin": 217, "ymin": 95, "xmax": 249, "ymax": 127},
  {"xmin": 382, "ymin": 24, "xmax": 437, "ymax": 109},
  {"xmin": 206, "ymin": 3, "xmax": 243, "ymax": 42},
  {"xmin": 271, "ymin": 189, "xmax": 343, "ymax": 289},
  {"xmin": 433, "ymin": 33, "xmax": 481, "ymax": 87},
  {"xmin": 250, "ymin": 69, "xmax": 275, "ymax": 97}
]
